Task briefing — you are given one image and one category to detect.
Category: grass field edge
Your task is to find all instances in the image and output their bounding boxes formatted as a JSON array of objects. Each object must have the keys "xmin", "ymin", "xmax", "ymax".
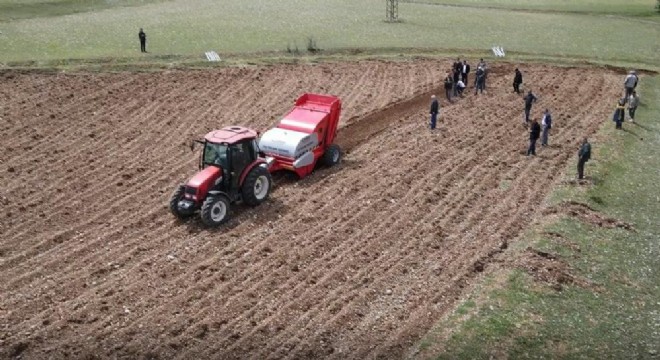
[
  {"xmin": 1, "ymin": 47, "xmax": 658, "ymax": 74},
  {"xmin": 411, "ymin": 76, "xmax": 660, "ymax": 359}
]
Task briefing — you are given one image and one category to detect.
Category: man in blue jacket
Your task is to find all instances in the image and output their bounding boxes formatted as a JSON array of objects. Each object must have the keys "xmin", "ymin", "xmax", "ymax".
[{"xmin": 541, "ymin": 109, "xmax": 552, "ymax": 146}]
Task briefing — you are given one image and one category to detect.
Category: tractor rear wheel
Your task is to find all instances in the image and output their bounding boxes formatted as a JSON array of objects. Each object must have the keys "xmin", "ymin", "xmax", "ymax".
[
  {"xmin": 322, "ymin": 144, "xmax": 341, "ymax": 167},
  {"xmin": 242, "ymin": 165, "xmax": 272, "ymax": 207},
  {"xmin": 169, "ymin": 185, "xmax": 192, "ymax": 219},
  {"xmin": 200, "ymin": 194, "xmax": 230, "ymax": 227}
]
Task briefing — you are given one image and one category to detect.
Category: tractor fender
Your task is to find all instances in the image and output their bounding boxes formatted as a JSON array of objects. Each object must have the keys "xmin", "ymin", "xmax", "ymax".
[{"xmin": 239, "ymin": 159, "xmax": 268, "ymax": 186}]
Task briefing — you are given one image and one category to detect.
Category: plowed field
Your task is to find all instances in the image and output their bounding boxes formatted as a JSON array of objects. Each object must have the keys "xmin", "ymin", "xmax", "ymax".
[{"xmin": 0, "ymin": 60, "xmax": 621, "ymax": 359}]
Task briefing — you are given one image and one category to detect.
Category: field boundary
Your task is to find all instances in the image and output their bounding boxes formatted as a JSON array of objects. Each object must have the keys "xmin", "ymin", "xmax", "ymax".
[{"xmin": 1, "ymin": 48, "xmax": 658, "ymax": 74}]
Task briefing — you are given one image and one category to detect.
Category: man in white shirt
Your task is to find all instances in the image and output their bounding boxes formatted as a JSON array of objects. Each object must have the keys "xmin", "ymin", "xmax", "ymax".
[
  {"xmin": 456, "ymin": 80, "xmax": 466, "ymax": 97},
  {"xmin": 541, "ymin": 109, "xmax": 552, "ymax": 146}
]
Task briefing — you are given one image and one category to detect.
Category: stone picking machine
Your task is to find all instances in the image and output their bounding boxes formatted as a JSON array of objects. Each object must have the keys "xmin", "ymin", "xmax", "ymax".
[{"xmin": 170, "ymin": 93, "xmax": 342, "ymax": 227}]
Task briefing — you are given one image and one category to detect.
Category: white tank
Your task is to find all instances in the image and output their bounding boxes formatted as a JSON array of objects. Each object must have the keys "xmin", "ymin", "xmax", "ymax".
[{"xmin": 258, "ymin": 128, "xmax": 319, "ymax": 159}]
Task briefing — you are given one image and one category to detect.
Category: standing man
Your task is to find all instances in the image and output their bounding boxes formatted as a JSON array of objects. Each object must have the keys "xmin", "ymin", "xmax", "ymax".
[
  {"xmin": 541, "ymin": 109, "xmax": 552, "ymax": 146},
  {"xmin": 624, "ymin": 70, "xmax": 638, "ymax": 98},
  {"xmin": 461, "ymin": 60, "xmax": 470, "ymax": 85},
  {"xmin": 628, "ymin": 90, "xmax": 639, "ymax": 122},
  {"xmin": 527, "ymin": 119, "xmax": 541, "ymax": 156},
  {"xmin": 577, "ymin": 138, "xmax": 591, "ymax": 180},
  {"xmin": 474, "ymin": 67, "xmax": 485, "ymax": 95},
  {"xmin": 444, "ymin": 73, "xmax": 453, "ymax": 102},
  {"xmin": 452, "ymin": 67, "xmax": 461, "ymax": 97},
  {"xmin": 453, "ymin": 58, "xmax": 462, "ymax": 74},
  {"xmin": 613, "ymin": 98, "xmax": 626, "ymax": 130},
  {"xmin": 429, "ymin": 95, "xmax": 439, "ymax": 130},
  {"xmin": 523, "ymin": 90, "xmax": 537, "ymax": 124},
  {"xmin": 513, "ymin": 68, "xmax": 523, "ymax": 94},
  {"xmin": 477, "ymin": 59, "xmax": 489, "ymax": 89},
  {"xmin": 139, "ymin": 28, "xmax": 147, "ymax": 53}
]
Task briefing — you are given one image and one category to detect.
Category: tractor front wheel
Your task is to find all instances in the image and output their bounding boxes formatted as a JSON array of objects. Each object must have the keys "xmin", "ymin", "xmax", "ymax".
[
  {"xmin": 200, "ymin": 195, "xmax": 230, "ymax": 227},
  {"xmin": 169, "ymin": 185, "xmax": 192, "ymax": 219},
  {"xmin": 322, "ymin": 144, "xmax": 341, "ymax": 167},
  {"xmin": 242, "ymin": 166, "xmax": 272, "ymax": 207}
]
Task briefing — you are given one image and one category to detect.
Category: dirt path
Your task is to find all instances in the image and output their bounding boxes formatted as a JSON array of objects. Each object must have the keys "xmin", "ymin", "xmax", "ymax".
[{"xmin": 0, "ymin": 61, "xmax": 621, "ymax": 359}]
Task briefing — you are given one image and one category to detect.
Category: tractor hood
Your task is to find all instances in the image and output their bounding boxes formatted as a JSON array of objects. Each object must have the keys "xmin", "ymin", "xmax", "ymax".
[
  {"xmin": 259, "ymin": 128, "xmax": 319, "ymax": 159},
  {"xmin": 187, "ymin": 165, "xmax": 222, "ymax": 188}
]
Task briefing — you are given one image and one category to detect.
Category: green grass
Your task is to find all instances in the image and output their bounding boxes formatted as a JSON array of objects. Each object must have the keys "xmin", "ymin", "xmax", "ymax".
[
  {"xmin": 0, "ymin": 0, "xmax": 658, "ymax": 69},
  {"xmin": 403, "ymin": 0, "xmax": 660, "ymax": 18},
  {"xmin": 0, "ymin": 0, "xmax": 169, "ymax": 22},
  {"xmin": 418, "ymin": 76, "xmax": 660, "ymax": 359}
]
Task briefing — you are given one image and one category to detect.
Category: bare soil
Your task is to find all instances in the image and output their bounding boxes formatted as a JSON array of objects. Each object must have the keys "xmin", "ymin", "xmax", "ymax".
[{"xmin": 0, "ymin": 60, "xmax": 622, "ymax": 359}]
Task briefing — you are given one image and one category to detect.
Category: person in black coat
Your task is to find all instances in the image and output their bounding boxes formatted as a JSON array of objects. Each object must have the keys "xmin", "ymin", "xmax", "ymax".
[
  {"xmin": 453, "ymin": 58, "xmax": 462, "ymax": 74},
  {"xmin": 444, "ymin": 73, "xmax": 453, "ymax": 102},
  {"xmin": 513, "ymin": 68, "xmax": 523, "ymax": 94},
  {"xmin": 577, "ymin": 137, "xmax": 591, "ymax": 179},
  {"xmin": 429, "ymin": 95, "xmax": 439, "ymax": 130},
  {"xmin": 527, "ymin": 119, "xmax": 541, "ymax": 156},
  {"xmin": 523, "ymin": 90, "xmax": 537, "ymax": 123},
  {"xmin": 452, "ymin": 67, "xmax": 461, "ymax": 97},
  {"xmin": 139, "ymin": 28, "xmax": 147, "ymax": 53}
]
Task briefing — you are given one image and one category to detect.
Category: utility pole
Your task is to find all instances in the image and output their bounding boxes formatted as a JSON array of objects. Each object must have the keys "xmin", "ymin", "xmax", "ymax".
[{"xmin": 386, "ymin": 0, "xmax": 399, "ymax": 22}]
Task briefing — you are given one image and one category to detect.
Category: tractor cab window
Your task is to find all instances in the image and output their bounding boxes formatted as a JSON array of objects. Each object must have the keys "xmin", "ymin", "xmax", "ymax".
[
  {"xmin": 230, "ymin": 142, "xmax": 252, "ymax": 174},
  {"xmin": 203, "ymin": 142, "xmax": 228, "ymax": 169}
]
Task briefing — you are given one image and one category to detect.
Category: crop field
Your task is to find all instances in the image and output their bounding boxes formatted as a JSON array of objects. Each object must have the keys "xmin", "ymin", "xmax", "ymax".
[
  {"xmin": 0, "ymin": 60, "xmax": 623, "ymax": 358},
  {"xmin": 1, "ymin": 0, "xmax": 658, "ymax": 358}
]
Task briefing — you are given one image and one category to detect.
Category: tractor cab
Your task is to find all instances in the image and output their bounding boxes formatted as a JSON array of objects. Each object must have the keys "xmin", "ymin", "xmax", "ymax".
[
  {"xmin": 201, "ymin": 127, "xmax": 259, "ymax": 172},
  {"xmin": 170, "ymin": 126, "xmax": 272, "ymax": 227}
]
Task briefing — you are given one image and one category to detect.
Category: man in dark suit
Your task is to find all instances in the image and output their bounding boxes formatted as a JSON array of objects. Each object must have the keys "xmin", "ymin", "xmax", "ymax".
[
  {"xmin": 429, "ymin": 95, "xmax": 439, "ymax": 130},
  {"xmin": 523, "ymin": 90, "xmax": 537, "ymax": 123},
  {"xmin": 452, "ymin": 67, "xmax": 461, "ymax": 97},
  {"xmin": 453, "ymin": 58, "xmax": 462, "ymax": 74},
  {"xmin": 513, "ymin": 68, "xmax": 523, "ymax": 94},
  {"xmin": 139, "ymin": 28, "xmax": 147, "ymax": 53},
  {"xmin": 527, "ymin": 119, "xmax": 541, "ymax": 156},
  {"xmin": 444, "ymin": 73, "xmax": 453, "ymax": 102}
]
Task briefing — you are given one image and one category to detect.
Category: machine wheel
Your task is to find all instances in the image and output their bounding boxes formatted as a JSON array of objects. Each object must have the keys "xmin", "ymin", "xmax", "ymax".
[
  {"xmin": 169, "ymin": 185, "xmax": 192, "ymax": 219},
  {"xmin": 200, "ymin": 195, "xmax": 230, "ymax": 227},
  {"xmin": 242, "ymin": 166, "xmax": 272, "ymax": 207},
  {"xmin": 322, "ymin": 144, "xmax": 341, "ymax": 167}
]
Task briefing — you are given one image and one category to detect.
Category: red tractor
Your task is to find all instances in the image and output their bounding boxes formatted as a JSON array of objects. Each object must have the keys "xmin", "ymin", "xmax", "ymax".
[{"xmin": 170, "ymin": 93, "xmax": 342, "ymax": 227}]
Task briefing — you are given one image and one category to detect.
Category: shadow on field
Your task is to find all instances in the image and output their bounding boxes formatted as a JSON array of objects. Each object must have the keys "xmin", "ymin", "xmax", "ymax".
[{"xmin": 174, "ymin": 197, "xmax": 289, "ymax": 235}]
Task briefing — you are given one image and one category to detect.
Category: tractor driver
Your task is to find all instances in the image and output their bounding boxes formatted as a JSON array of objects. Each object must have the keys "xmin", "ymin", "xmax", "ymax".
[
  {"xmin": 213, "ymin": 150, "xmax": 224, "ymax": 166},
  {"xmin": 205, "ymin": 144, "xmax": 227, "ymax": 167}
]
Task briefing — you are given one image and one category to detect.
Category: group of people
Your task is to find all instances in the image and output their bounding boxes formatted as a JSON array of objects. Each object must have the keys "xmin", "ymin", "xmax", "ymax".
[
  {"xmin": 612, "ymin": 70, "xmax": 640, "ymax": 130},
  {"xmin": 441, "ymin": 58, "xmax": 490, "ymax": 102},
  {"xmin": 429, "ymin": 62, "xmax": 644, "ymax": 181}
]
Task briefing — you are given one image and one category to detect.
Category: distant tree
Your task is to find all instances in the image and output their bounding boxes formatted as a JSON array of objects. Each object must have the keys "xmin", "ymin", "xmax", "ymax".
[{"xmin": 656, "ymin": 0, "xmax": 660, "ymax": 12}]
